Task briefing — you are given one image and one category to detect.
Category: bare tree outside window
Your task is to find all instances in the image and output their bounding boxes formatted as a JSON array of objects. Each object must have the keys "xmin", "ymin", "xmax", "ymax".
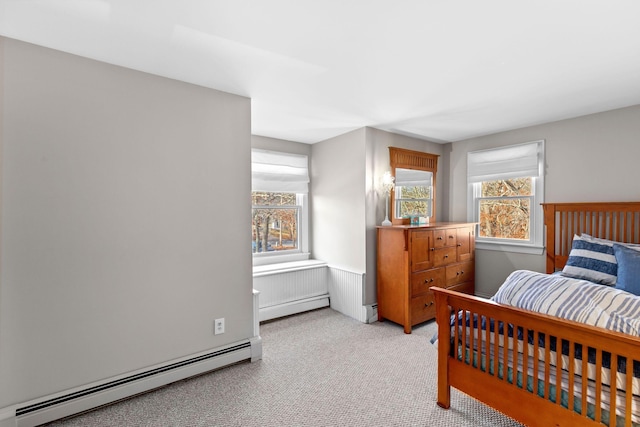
[
  {"xmin": 252, "ymin": 192, "xmax": 299, "ymax": 253},
  {"xmin": 478, "ymin": 177, "xmax": 532, "ymax": 240}
]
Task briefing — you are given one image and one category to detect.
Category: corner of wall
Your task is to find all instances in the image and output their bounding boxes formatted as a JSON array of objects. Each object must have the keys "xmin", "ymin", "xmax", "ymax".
[
  {"xmin": 0, "ymin": 36, "xmax": 5, "ymax": 421},
  {"xmin": 440, "ymin": 142, "xmax": 453, "ymax": 221}
]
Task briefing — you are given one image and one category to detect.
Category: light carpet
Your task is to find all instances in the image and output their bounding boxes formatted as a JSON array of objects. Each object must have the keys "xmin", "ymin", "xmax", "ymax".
[{"xmin": 42, "ymin": 308, "xmax": 524, "ymax": 426}]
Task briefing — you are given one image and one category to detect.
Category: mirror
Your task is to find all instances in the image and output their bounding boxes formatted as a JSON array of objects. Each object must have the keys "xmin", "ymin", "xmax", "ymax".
[
  {"xmin": 389, "ymin": 147, "xmax": 438, "ymax": 225},
  {"xmin": 393, "ymin": 168, "xmax": 433, "ymax": 219}
]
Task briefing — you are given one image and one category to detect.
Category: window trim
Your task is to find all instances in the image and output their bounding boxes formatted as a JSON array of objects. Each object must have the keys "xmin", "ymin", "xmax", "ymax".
[{"xmin": 467, "ymin": 140, "xmax": 545, "ymax": 255}]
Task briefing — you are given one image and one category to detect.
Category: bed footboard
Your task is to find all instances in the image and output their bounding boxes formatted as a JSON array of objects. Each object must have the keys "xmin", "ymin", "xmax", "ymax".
[{"xmin": 432, "ymin": 286, "xmax": 640, "ymax": 427}]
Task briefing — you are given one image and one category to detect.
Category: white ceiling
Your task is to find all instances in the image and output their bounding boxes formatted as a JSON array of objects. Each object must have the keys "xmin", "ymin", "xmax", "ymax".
[{"xmin": 2, "ymin": 1, "xmax": 640, "ymax": 144}]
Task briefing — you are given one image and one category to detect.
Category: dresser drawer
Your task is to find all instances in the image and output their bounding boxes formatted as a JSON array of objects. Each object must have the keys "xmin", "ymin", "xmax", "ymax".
[
  {"xmin": 411, "ymin": 292, "xmax": 436, "ymax": 325},
  {"xmin": 433, "ymin": 228, "xmax": 457, "ymax": 248},
  {"xmin": 433, "ymin": 247, "xmax": 457, "ymax": 267},
  {"xmin": 445, "ymin": 261, "xmax": 475, "ymax": 286},
  {"xmin": 411, "ymin": 268, "xmax": 445, "ymax": 295}
]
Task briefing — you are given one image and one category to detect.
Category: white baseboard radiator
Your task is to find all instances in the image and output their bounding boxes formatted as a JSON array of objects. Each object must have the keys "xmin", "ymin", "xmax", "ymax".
[
  {"xmin": 253, "ymin": 260, "xmax": 330, "ymax": 322},
  {"xmin": 2, "ymin": 291, "xmax": 264, "ymax": 427},
  {"xmin": 4, "ymin": 340, "xmax": 261, "ymax": 427}
]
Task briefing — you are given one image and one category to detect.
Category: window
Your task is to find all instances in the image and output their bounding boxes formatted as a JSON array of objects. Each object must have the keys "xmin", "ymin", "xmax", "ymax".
[
  {"xmin": 467, "ymin": 140, "xmax": 545, "ymax": 254},
  {"xmin": 251, "ymin": 149, "xmax": 309, "ymax": 265}
]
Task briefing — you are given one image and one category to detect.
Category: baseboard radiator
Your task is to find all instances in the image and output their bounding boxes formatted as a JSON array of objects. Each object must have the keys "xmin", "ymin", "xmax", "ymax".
[
  {"xmin": 328, "ymin": 266, "xmax": 368, "ymax": 323},
  {"xmin": 5, "ymin": 341, "xmax": 258, "ymax": 427},
  {"xmin": 4, "ymin": 292, "xmax": 264, "ymax": 427},
  {"xmin": 253, "ymin": 260, "xmax": 330, "ymax": 322}
]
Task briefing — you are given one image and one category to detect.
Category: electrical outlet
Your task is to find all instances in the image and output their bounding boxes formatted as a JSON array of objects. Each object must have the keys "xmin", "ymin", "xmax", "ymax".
[{"xmin": 214, "ymin": 318, "xmax": 225, "ymax": 335}]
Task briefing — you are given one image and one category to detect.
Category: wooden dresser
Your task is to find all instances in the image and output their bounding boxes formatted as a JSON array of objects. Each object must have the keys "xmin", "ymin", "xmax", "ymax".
[{"xmin": 376, "ymin": 222, "xmax": 476, "ymax": 333}]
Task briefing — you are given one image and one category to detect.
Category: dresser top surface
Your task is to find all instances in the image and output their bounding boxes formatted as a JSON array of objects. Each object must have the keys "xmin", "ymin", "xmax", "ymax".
[{"xmin": 377, "ymin": 222, "xmax": 476, "ymax": 230}]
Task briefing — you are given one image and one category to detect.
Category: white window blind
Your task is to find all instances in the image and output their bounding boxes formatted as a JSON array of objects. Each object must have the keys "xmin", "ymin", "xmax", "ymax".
[
  {"xmin": 467, "ymin": 140, "xmax": 543, "ymax": 183},
  {"xmin": 251, "ymin": 149, "xmax": 309, "ymax": 193},
  {"xmin": 395, "ymin": 168, "xmax": 431, "ymax": 187}
]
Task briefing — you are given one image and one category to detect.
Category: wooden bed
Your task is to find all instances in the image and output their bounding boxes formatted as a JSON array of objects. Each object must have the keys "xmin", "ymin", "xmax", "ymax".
[{"xmin": 432, "ymin": 202, "xmax": 640, "ymax": 427}]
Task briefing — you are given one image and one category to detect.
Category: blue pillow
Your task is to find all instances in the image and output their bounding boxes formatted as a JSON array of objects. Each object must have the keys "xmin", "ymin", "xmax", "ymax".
[
  {"xmin": 561, "ymin": 234, "xmax": 617, "ymax": 285},
  {"xmin": 613, "ymin": 244, "xmax": 640, "ymax": 296}
]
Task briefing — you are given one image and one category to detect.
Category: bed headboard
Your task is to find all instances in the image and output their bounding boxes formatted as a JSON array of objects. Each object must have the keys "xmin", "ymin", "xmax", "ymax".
[{"xmin": 542, "ymin": 202, "xmax": 640, "ymax": 274}]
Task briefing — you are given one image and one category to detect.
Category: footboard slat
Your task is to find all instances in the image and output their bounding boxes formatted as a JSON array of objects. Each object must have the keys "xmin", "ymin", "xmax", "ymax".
[
  {"xmin": 610, "ymin": 354, "xmax": 618, "ymax": 427},
  {"xmin": 544, "ymin": 333, "xmax": 551, "ymax": 400},
  {"xmin": 627, "ymin": 360, "xmax": 634, "ymax": 427},
  {"xmin": 568, "ymin": 340, "xmax": 575, "ymax": 416},
  {"xmin": 432, "ymin": 287, "xmax": 640, "ymax": 427},
  {"xmin": 595, "ymin": 349, "xmax": 603, "ymax": 423},
  {"xmin": 582, "ymin": 346, "xmax": 589, "ymax": 420}
]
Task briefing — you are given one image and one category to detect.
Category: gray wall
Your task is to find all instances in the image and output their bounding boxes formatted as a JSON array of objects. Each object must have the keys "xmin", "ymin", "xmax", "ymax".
[
  {"xmin": 449, "ymin": 104, "xmax": 640, "ymax": 296},
  {"xmin": 311, "ymin": 128, "xmax": 367, "ymax": 273},
  {"xmin": 0, "ymin": 38, "xmax": 253, "ymax": 407},
  {"xmin": 252, "ymin": 135, "xmax": 312, "ymax": 157}
]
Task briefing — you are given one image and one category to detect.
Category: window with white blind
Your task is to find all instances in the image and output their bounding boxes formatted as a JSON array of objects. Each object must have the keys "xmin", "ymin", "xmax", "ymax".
[
  {"xmin": 251, "ymin": 149, "xmax": 310, "ymax": 265},
  {"xmin": 467, "ymin": 140, "xmax": 545, "ymax": 254}
]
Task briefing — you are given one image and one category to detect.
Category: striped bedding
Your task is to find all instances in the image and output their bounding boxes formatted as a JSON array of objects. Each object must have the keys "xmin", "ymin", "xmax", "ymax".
[
  {"xmin": 450, "ymin": 270, "xmax": 640, "ymax": 425},
  {"xmin": 492, "ymin": 270, "xmax": 640, "ymax": 335}
]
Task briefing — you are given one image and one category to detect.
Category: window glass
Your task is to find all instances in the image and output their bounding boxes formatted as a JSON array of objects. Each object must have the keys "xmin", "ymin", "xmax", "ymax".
[
  {"xmin": 252, "ymin": 192, "xmax": 300, "ymax": 253},
  {"xmin": 478, "ymin": 178, "xmax": 532, "ymax": 240}
]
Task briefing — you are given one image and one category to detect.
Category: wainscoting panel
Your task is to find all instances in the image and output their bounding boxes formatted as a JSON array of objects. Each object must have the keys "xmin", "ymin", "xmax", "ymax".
[
  {"xmin": 253, "ymin": 260, "xmax": 330, "ymax": 322},
  {"xmin": 328, "ymin": 266, "xmax": 367, "ymax": 323},
  {"xmin": 252, "ymin": 262, "xmax": 369, "ymax": 324}
]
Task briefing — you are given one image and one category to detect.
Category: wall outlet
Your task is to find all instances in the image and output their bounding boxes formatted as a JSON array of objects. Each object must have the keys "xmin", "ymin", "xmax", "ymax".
[{"xmin": 214, "ymin": 318, "xmax": 225, "ymax": 335}]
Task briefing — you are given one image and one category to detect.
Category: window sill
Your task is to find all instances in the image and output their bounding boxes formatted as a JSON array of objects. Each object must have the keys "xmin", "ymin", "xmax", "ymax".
[
  {"xmin": 476, "ymin": 241, "xmax": 545, "ymax": 255},
  {"xmin": 252, "ymin": 252, "xmax": 311, "ymax": 267},
  {"xmin": 253, "ymin": 259, "xmax": 327, "ymax": 277}
]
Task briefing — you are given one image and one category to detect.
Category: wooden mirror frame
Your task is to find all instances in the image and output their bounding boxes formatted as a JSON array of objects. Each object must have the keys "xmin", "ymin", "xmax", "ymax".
[{"xmin": 389, "ymin": 147, "xmax": 439, "ymax": 225}]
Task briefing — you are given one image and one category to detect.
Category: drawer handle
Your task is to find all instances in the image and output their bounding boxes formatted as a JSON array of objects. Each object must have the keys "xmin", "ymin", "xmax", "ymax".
[
  {"xmin": 424, "ymin": 278, "xmax": 434, "ymax": 283},
  {"xmin": 430, "ymin": 248, "xmax": 435, "ymax": 251},
  {"xmin": 449, "ymin": 235, "xmax": 454, "ymax": 239},
  {"xmin": 444, "ymin": 254, "xmax": 449, "ymax": 259},
  {"xmin": 424, "ymin": 301, "xmax": 434, "ymax": 308},
  {"xmin": 456, "ymin": 271, "xmax": 464, "ymax": 276},
  {"xmin": 437, "ymin": 236, "xmax": 443, "ymax": 240},
  {"xmin": 457, "ymin": 243, "xmax": 462, "ymax": 247}
]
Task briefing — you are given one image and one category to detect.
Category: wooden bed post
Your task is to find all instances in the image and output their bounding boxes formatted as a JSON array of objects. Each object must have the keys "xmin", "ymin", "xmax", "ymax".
[
  {"xmin": 433, "ymin": 289, "xmax": 451, "ymax": 409},
  {"xmin": 542, "ymin": 203, "xmax": 555, "ymax": 274}
]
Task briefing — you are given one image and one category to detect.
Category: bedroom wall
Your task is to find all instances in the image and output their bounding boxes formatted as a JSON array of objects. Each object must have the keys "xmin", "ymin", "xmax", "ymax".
[
  {"xmin": 448, "ymin": 104, "xmax": 640, "ymax": 297},
  {"xmin": 0, "ymin": 37, "xmax": 253, "ymax": 408},
  {"xmin": 311, "ymin": 128, "xmax": 367, "ymax": 274},
  {"xmin": 251, "ymin": 135, "xmax": 311, "ymax": 157}
]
